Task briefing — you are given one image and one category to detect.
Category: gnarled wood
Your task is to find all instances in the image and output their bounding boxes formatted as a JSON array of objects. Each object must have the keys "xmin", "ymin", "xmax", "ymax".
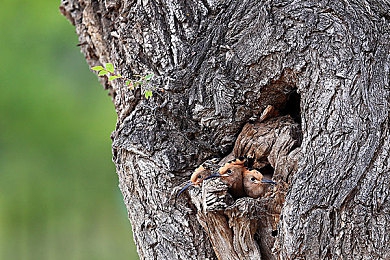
[{"xmin": 61, "ymin": 0, "xmax": 390, "ymax": 259}]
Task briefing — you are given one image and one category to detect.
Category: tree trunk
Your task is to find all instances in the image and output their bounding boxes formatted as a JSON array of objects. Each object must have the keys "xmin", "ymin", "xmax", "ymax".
[{"xmin": 60, "ymin": 0, "xmax": 390, "ymax": 259}]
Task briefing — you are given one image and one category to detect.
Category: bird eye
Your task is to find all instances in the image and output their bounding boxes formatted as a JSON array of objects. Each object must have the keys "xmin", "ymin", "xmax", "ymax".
[
  {"xmin": 227, "ymin": 169, "xmax": 232, "ymax": 174},
  {"xmin": 198, "ymin": 175, "xmax": 203, "ymax": 179},
  {"xmin": 251, "ymin": 177, "xmax": 256, "ymax": 182}
]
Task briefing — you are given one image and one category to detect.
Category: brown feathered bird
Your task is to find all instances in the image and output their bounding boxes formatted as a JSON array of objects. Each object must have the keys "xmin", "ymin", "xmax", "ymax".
[
  {"xmin": 242, "ymin": 168, "xmax": 276, "ymax": 198},
  {"xmin": 177, "ymin": 158, "xmax": 220, "ymax": 197}
]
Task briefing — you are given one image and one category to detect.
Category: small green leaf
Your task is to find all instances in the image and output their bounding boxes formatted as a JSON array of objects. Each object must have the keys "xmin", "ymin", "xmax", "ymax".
[
  {"xmin": 98, "ymin": 70, "xmax": 108, "ymax": 76},
  {"xmin": 144, "ymin": 73, "xmax": 154, "ymax": 81},
  {"xmin": 134, "ymin": 81, "xmax": 142, "ymax": 88},
  {"xmin": 92, "ymin": 66, "xmax": 104, "ymax": 71},
  {"xmin": 125, "ymin": 80, "xmax": 132, "ymax": 86},
  {"xmin": 105, "ymin": 63, "xmax": 114, "ymax": 73},
  {"xmin": 109, "ymin": 75, "xmax": 121, "ymax": 81},
  {"xmin": 144, "ymin": 90, "xmax": 153, "ymax": 99}
]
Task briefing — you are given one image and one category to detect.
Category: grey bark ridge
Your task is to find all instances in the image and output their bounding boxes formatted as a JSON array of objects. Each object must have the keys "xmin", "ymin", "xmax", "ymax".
[{"xmin": 60, "ymin": 0, "xmax": 390, "ymax": 259}]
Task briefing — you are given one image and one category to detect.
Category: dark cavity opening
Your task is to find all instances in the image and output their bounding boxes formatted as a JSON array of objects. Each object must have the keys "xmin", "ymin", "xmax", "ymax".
[
  {"xmin": 279, "ymin": 88, "xmax": 301, "ymax": 124},
  {"xmin": 259, "ymin": 164, "xmax": 274, "ymax": 180}
]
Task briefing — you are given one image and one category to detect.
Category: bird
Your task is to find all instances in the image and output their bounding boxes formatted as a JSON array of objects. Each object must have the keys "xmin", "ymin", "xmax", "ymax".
[
  {"xmin": 242, "ymin": 168, "xmax": 276, "ymax": 199},
  {"xmin": 205, "ymin": 158, "xmax": 247, "ymax": 198},
  {"xmin": 176, "ymin": 158, "xmax": 220, "ymax": 197}
]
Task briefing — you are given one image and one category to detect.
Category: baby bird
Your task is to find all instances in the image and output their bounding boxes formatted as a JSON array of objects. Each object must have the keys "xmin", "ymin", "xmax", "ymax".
[
  {"xmin": 243, "ymin": 169, "xmax": 276, "ymax": 198},
  {"xmin": 206, "ymin": 158, "xmax": 247, "ymax": 198},
  {"xmin": 177, "ymin": 158, "xmax": 219, "ymax": 197}
]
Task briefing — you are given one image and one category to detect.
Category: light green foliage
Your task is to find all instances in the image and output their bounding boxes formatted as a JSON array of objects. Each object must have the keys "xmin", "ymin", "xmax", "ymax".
[
  {"xmin": 127, "ymin": 74, "xmax": 155, "ymax": 96},
  {"xmin": 92, "ymin": 63, "xmax": 121, "ymax": 79},
  {"xmin": 109, "ymin": 75, "xmax": 121, "ymax": 81},
  {"xmin": 144, "ymin": 90, "xmax": 153, "ymax": 99},
  {"xmin": 144, "ymin": 73, "xmax": 153, "ymax": 81},
  {"xmin": 98, "ymin": 70, "xmax": 109, "ymax": 76},
  {"xmin": 105, "ymin": 63, "xmax": 114, "ymax": 73},
  {"xmin": 93, "ymin": 63, "xmax": 154, "ymax": 99}
]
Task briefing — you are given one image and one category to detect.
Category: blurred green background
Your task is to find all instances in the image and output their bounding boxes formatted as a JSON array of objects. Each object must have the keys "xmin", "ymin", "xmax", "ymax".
[{"xmin": 0, "ymin": 1, "xmax": 138, "ymax": 259}]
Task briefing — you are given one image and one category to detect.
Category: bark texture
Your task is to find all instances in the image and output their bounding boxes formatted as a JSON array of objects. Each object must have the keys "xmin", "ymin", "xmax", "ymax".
[{"xmin": 60, "ymin": 0, "xmax": 390, "ymax": 259}]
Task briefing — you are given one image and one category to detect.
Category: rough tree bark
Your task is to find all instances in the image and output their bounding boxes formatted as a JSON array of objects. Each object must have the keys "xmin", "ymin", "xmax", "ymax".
[{"xmin": 60, "ymin": 0, "xmax": 390, "ymax": 259}]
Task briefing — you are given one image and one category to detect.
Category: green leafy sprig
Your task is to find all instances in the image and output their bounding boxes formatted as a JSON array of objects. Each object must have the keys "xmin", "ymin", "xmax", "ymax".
[{"xmin": 92, "ymin": 63, "xmax": 154, "ymax": 99}]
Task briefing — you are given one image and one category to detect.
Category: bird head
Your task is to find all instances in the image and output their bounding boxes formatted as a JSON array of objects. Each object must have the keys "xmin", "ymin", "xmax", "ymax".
[
  {"xmin": 189, "ymin": 165, "xmax": 208, "ymax": 186},
  {"xmin": 204, "ymin": 158, "xmax": 247, "ymax": 197},
  {"xmin": 205, "ymin": 157, "xmax": 246, "ymax": 182},
  {"xmin": 243, "ymin": 169, "xmax": 276, "ymax": 198},
  {"xmin": 177, "ymin": 163, "xmax": 218, "ymax": 197}
]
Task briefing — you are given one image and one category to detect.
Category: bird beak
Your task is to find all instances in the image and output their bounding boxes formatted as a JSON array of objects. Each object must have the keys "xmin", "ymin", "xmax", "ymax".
[
  {"xmin": 204, "ymin": 172, "xmax": 221, "ymax": 180},
  {"xmin": 262, "ymin": 179, "xmax": 277, "ymax": 185},
  {"xmin": 176, "ymin": 182, "xmax": 193, "ymax": 197}
]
